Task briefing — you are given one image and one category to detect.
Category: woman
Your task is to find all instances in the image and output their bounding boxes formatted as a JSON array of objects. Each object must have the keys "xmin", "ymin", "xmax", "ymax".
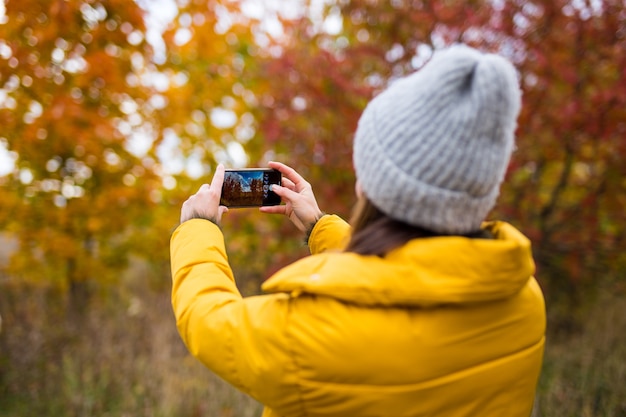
[{"xmin": 170, "ymin": 44, "xmax": 546, "ymax": 417}]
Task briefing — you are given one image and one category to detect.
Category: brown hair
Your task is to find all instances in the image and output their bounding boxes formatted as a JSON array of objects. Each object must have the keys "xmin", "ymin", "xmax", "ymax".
[{"xmin": 345, "ymin": 197, "xmax": 491, "ymax": 257}]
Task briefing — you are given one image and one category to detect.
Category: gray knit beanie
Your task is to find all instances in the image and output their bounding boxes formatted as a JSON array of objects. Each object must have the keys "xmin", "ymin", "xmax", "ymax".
[{"xmin": 353, "ymin": 44, "xmax": 521, "ymax": 234}]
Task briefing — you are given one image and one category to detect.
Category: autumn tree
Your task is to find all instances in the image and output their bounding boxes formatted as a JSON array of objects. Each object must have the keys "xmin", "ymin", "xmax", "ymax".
[
  {"xmin": 155, "ymin": 0, "xmax": 626, "ymax": 304},
  {"xmin": 493, "ymin": 0, "xmax": 626, "ymax": 304},
  {"xmin": 155, "ymin": 1, "xmax": 323, "ymax": 279},
  {"xmin": 237, "ymin": 0, "xmax": 626, "ymax": 306},
  {"xmin": 0, "ymin": 0, "xmax": 294, "ymax": 301},
  {"xmin": 0, "ymin": 0, "xmax": 165, "ymax": 309},
  {"xmin": 2, "ymin": 0, "xmax": 624, "ymax": 310}
]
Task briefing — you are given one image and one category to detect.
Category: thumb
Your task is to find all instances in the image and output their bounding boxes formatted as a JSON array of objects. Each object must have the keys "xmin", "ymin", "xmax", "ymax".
[{"xmin": 215, "ymin": 206, "xmax": 229, "ymax": 224}]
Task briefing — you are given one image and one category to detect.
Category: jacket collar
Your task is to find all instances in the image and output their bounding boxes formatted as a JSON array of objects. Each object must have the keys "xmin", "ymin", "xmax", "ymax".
[{"xmin": 261, "ymin": 221, "xmax": 535, "ymax": 307}]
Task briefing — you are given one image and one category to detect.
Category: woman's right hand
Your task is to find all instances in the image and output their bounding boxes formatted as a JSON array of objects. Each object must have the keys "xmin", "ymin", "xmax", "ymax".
[{"xmin": 260, "ymin": 161, "xmax": 324, "ymax": 233}]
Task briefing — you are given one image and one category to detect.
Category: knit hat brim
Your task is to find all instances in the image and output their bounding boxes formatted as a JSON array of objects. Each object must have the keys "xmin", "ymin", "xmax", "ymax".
[{"xmin": 354, "ymin": 104, "xmax": 500, "ymax": 234}]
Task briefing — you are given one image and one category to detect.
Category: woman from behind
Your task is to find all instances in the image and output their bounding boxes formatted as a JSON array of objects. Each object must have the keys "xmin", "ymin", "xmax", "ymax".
[{"xmin": 170, "ymin": 44, "xmax": 546, "ymax": 417}]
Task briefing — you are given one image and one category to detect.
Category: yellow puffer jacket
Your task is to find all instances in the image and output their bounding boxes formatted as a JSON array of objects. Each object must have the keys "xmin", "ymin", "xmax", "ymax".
[{"xmin": 170, "ymin": 215, "xmax": 545, "ymax": 417}]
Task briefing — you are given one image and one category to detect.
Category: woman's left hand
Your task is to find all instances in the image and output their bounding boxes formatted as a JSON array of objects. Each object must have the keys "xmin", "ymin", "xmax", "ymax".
[{"xmin": 180, "ymin": 164, "xmax": 229, "ymax": 225}]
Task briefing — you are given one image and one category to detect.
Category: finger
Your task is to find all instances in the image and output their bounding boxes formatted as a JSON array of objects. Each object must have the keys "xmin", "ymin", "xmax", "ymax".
[
  {"xmin": 280, "ymin": 177, "xmax": 296, "ymax": 191},
  {"xmin": 267, "ymin": 161, "xmax": 288, "ymax": 171},
  {"xmin": 196, "ymin": 184, "xmax": 210, "ymax": 194},
  {"xmin": 216, "ymin": 206, "xmax": 229, "ymax": 222},
  {"xmin": 210, "ymin": 164, "xmax": 225, "ymax": 194},
  {"xmin": 268, "ymin": 161, "xmax": 307, "ymax": 189},
  {"xmin": 269, "ymin": 184, "xmax": 301, "ymax": 201},
  {"xmin": 260, "ymin": 205, "xmax": 287, "ymax": 215}
]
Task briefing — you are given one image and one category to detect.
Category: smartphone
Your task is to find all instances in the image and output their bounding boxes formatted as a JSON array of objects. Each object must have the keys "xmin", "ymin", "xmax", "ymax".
[{"xmin": 220, "ymin": 168, "xmax": 282, "ymax": 208}]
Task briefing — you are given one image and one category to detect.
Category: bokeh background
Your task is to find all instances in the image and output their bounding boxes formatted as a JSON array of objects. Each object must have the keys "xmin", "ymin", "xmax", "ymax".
[{"xmin": 0, "ymin": 0, "xmax": 625, "ymax": 415}]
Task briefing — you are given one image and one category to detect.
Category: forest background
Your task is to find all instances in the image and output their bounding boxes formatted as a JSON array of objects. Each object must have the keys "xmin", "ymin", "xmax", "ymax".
[{"xmin": 0, "ymin": 0, "xmax": 625, "ymax": 416}]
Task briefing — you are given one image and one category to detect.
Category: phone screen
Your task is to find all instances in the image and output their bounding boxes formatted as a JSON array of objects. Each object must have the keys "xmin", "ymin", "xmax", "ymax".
[{"xmin": 220, "ymin": 168, "xmax": 282, "ymax": 207}]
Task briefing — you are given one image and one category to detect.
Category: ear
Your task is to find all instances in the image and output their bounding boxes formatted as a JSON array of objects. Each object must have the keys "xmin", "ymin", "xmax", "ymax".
[{"xmin": 355, "ymin": 180, "xmax": 363, "ymax": 198}]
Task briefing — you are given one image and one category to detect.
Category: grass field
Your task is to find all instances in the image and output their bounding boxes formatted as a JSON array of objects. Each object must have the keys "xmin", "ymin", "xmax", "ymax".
[
  {"xmin": 532, "ymin": 290, "xmax": 626, "ymax": 417},
  {"xmin": 0, "ymin": 284, "xmax": 263, "ymax": 417},
  {"xmin": 1, "ymin": 276, "xmax": 625, "ymax": 416}
]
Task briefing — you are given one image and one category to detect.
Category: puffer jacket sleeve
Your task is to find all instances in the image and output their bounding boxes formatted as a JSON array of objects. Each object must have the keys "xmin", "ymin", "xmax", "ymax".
[
  {"xmin": 170, "ymin": 219, "xmax": 298, "ymax": 409},
  {"xmin": 308, "ymin": 214, "xmax": 351, "ymax": 254}
]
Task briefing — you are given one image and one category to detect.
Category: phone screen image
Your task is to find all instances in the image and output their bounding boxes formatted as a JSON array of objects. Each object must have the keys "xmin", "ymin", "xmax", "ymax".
[{"xmin": 220, "ymin": 169, "xmax": 282, "ymax": 208}]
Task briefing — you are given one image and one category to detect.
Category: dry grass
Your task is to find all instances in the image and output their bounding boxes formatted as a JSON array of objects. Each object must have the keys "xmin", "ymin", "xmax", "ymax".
[
  {"xmin": 532, "ymin": 290, "xmax": 626, "ymax": 417},
  {"xmin": 0, "ymin": 282, "xmax": 263, "ymax": 417},
  {"xmin": 1, "ymin": 274, "xmax": 625, "ymax": 417}
]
